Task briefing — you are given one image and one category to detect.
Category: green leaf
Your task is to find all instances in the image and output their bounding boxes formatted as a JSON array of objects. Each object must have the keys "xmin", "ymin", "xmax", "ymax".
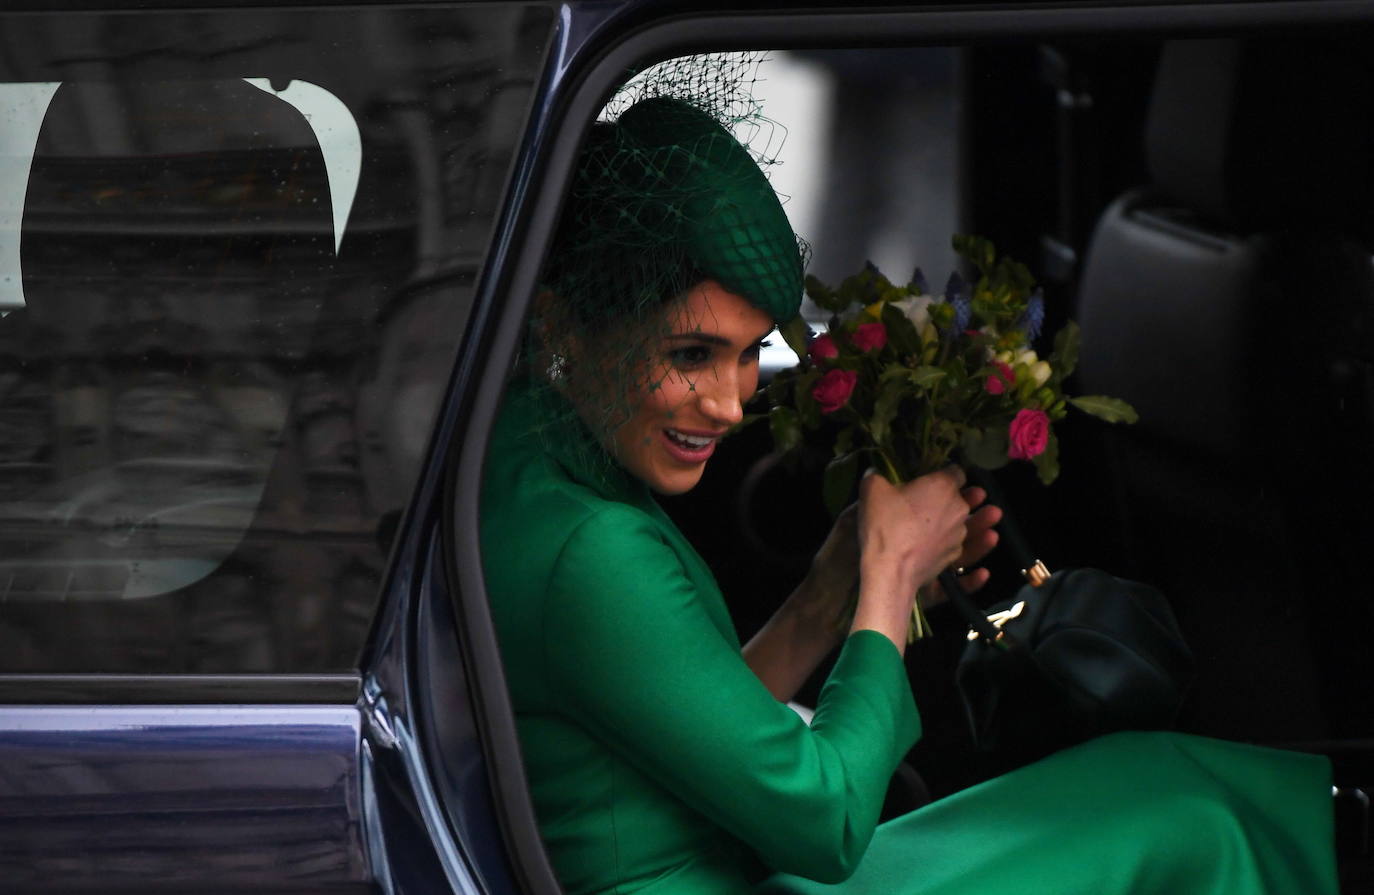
[
  {"xmin": 1051, "ymin": 320, "xmax": 1080, "ymax": 379},
  {"xmin": 909, "ymin": 365, "xmax": 946, "ymax": 389},
  {"xmin": 870, "ymin": 376, "xmax": 906, "ymax": 447},
  {"xmin": 879, "ymin": 363, "xmax": 943, "ymax": 393},
  {"xmin": 779, "ymin": 314, "xmax": 813, "ymax": 361},
  {"xmin": 880, "ymin": 362, "xmax": 911, "ymax": 382},
  {"xmin": 959, "ymin": 425, "xmax": 1011, "ymax": 471},
  {"xmin": 794, "ymin": 367, "xmax": 822, "ymax": 429},
  {"xmin": 765, "ymin": 367, "xmax": 794, "ymax": 403},
  {"xmin": 1007, "ymin": 258, "xmax": 1035, "ymax": 294},
  {"xmin": 880, "ymin": 303, "xmax": 921, "ymax": 356},
  {"xmin": 952, "ymin": 233, "xmax": 995, "ymax": 273},
  {"xmin": 1068, "ymin": 395, "xmax": 1139, "ymax": 424},
  {"xmin": 769, "ymin": 405, "xmax": 801, "ymax": 453},
  {"xmin": 804, "ymin": 275, "xmax": 846, "ymax": 313},
  {"xmin": 1033, "ymin": 429, "xmax": 1061, "ymax": 484},
  {"xmin": 833, "ymin": 425, "xmax": 854, "ymax": 457},
  {"xmin": 823, "ymin": 452, "xmax": 861, "ymax": 518},
  {"xmin": 970, "ymin": 295, "xmax": 1001, "ymax": 324}
]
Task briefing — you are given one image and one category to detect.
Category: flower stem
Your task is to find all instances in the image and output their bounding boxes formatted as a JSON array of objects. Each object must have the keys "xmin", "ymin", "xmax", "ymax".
[
  {"xmin": 908, "ymin": 603, "xmax": 933, "ymax": 642},
  {"xmin": 876, "ymin": 449, "xmax": 902, "ymax": 484}
]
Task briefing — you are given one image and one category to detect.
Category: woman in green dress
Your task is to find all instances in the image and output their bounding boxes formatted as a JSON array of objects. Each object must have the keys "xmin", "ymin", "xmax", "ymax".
[{"xmin": 479, "ymin": 92, "xmax": 1337, "ymax": 895}]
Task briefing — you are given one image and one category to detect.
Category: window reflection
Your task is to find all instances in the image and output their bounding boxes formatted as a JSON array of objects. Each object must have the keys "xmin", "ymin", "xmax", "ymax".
[{"xmin": 0, "ymin": 6, "xmax": 551, "ymax": 673}]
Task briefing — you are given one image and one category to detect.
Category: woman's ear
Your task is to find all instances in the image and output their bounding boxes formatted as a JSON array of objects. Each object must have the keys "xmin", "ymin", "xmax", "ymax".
[{"xmin": 530, "ymin": 289, "xmax": 580, "ymax": 384}]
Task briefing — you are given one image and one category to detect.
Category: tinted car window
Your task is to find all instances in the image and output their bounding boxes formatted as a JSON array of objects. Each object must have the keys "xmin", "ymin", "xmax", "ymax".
[{"xmin": 0, "ymin": 4, "xmax": 552, "ymax": 674}]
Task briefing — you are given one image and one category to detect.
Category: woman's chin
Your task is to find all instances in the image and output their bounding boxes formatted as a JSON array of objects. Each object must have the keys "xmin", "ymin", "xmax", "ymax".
[{"xmin": 647, "ymin": 466, "xmax": 707, "ymax": 496}]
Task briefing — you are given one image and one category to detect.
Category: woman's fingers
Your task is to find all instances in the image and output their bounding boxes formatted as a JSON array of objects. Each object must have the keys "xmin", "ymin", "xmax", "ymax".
[
  {"xmin": 958, "ymin": 504, "xmax": 1001, "ymax": 566},
  {"xmin": 960, "ymin": 485, "xmax": 988, "ymax": 511},
  {"xmin": 938, "ymin": 464, "xmax": 967, "ymax": 491},
  {"xmin": 919, "ymin": 565, "xmax": 992, "ymax": 608},
  {"xmin": 859, "ymin": 466, "xmax": 970, "ymax": 593}
]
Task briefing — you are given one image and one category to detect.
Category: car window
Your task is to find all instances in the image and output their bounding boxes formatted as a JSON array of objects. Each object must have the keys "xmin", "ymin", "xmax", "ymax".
[{"xmin": 0, "ymin": 4, "xmax": 553, "ymax": 674}]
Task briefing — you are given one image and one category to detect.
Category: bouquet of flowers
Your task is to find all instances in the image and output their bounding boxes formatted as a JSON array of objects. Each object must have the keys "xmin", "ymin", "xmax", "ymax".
[{"xmin": 764, "ymin": 235, "xmax": 1137, "ymax": 638}]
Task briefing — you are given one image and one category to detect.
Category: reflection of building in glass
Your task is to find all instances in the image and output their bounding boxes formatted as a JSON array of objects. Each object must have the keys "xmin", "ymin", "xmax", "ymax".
[
  {"xmin": 0, "ymin": 8, "xmax": 548, "ymax": 673},
  {"xmin": 785, "ymin": 49, "xmax": 962, "ymax": 292}
]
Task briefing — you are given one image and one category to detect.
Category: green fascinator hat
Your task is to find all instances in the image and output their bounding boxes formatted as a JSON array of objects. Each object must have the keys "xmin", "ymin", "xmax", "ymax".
[
  {"xmin": 615, "ymin": 97, "xmax": 804, "ymax": 323},
  {"xmin": 545, "ymin": 94, "xmax": 805, "ymax": 327}
]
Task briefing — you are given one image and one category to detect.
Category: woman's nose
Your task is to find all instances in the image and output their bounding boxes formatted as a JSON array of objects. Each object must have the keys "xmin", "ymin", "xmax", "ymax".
[{"xmin": 697, "ymin": 369, "xmax": 744, "ymax": 425}]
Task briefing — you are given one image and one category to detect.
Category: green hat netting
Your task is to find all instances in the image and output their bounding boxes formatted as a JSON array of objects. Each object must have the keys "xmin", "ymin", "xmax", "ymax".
[
  {"xmin": 544, "ymin": 54, "xmax": 806, "ymax": 328},
  {"xmin": 530, "ymin": 54, "xmax": 805, "ymax": 459}
]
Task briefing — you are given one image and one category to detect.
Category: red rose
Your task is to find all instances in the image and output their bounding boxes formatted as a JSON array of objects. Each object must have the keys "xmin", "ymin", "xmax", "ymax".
[
  {"xmin": 809, "ymin": 333, "xmax": 839, "ymax": 362},
  {"xmin": 852, "ymin": 322, "xmax": 887, "ymax": 353},
  {"xmin": 1008, "ymin": 408, "xmax": 1050, "ymax": 459},
  {"xmin": 812, "ymin": 369, "xmax": 858, "ymax": 414},
  {"xmin": 985, "ymin": 361, "xmax": 1015, "ymax": 395}
]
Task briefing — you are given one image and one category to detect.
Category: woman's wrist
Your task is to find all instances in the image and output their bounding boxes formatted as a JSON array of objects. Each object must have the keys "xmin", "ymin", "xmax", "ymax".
[
  {"xmin": 781, "ymin": 572, "xmax": 847, "ymax": 650},
  {"xmin": 851, "ymin": 561, "xmax": 916, "ymax": 654}
]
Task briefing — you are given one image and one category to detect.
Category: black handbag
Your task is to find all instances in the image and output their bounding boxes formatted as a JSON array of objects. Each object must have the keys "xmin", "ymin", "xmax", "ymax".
[{"xmin": 941, "ymin": 552, "xmax": 1194, "ymax": 762}]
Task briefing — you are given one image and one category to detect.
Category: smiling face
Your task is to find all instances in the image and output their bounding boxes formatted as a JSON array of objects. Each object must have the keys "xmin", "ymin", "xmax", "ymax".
[{"xmin": 596, "ymin": 280, "xmax": 774, "ymax": 495}]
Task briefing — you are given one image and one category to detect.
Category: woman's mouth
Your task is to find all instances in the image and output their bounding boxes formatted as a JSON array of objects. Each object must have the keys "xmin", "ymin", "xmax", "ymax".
[{"xmin": 661, "ymin": 427, "xmax": 719, "ymax": 463}]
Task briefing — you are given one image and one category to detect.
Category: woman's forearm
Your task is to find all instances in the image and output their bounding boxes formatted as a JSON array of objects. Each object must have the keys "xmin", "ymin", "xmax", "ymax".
[
  {"xmin": 742, "ymin": 575, "xmax": 846, "ymax": 701},
  {"xmin": 848, "ymin": 554, "xmax": 915, "ymax": 657}
]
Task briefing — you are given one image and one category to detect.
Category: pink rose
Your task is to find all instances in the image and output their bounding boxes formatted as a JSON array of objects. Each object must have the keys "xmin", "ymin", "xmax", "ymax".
[
  {"xmin": 812, "ymin": 369, "xmax": 858, "ymax": 414},
  {"xmin": 809, "ymin": 333, "xmax": 839, "ymax": 362},
  {"xmin": 985, "ymin": 361, "xmax": 1015, "ymax": 395},
  {"xmin": 852, "ymin": 322, "xmax": 887, "ymax": 353},
  {"xmin": 1008, "ymin": 408, "xmax": 1051, "ymax": 459}
]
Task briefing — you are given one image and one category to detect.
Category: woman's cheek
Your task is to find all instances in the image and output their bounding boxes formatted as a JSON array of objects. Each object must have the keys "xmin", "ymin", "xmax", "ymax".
[{"xmin": 741, "ymin": 363, "xmax": 760, "ymax": 400}]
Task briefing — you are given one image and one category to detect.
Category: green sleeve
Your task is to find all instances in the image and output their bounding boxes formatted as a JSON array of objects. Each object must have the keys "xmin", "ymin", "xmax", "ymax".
[{"xmin": 541, "ymin": 504, "xmax": 921, "ymax": 884}]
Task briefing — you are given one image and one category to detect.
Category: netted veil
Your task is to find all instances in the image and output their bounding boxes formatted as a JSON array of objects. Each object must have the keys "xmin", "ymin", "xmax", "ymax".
[{"xmin": 523, "ymin": 53, "xmax": 808, "ymax": 471}]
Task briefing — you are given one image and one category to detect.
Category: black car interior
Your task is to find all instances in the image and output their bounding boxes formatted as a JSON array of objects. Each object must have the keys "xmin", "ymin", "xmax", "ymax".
[{"xmin": 1078, "ymin": 37, "xmax": 1374, "ymax": 748}]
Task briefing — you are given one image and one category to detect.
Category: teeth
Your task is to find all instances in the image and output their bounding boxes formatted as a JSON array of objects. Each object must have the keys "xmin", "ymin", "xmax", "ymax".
[{"xmin": 667, "ymin": 429, "xmax": 713, "ymax": 449}]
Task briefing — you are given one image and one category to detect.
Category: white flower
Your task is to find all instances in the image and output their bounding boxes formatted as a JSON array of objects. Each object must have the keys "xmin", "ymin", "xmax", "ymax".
[
  {"xmin": 890, "ymin": 294, "xmax": 935, "ymax": 331},
  {"xmin": 1013, "ymin": 348, "xmax": 1039, "ymax": 368},
  {"xmin": 1029, "ymin": 360, "xmax": 1052, "ymax": 387},
  {"xmin": 890, "ymin": 294, "xmax": 941, "ymax": 343}
]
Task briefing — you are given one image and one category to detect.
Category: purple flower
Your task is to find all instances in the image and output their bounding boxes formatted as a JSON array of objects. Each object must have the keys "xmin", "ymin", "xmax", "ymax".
[
  {"xmin": 909, "ymin": 267, "xmax": 930, "ymax": 294},
  {"xmin": 1020, "ymin": 289, "xmax": 1045, "ymax": 341},
  {"xmin": 944, "ymin": 270, "xmax": 966, "ymax": 303},
  {"xmin": 940, "ymin": 271, "xmax": 971, "ymax": 336},
  {"xmin": 951, "ymin": 296, "xmax": 972, "ymax": 333}
]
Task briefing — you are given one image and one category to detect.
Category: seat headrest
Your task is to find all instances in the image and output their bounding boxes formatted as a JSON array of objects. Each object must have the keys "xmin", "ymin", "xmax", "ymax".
[{"xmin": 1147, "ymin": 38, "xmax": 1374, "ymax": 236}]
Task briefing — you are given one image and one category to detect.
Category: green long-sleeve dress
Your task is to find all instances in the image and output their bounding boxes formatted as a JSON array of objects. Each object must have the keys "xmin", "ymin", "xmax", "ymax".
[{"xmin": 480, "ymin": 379, "xmax": 1337, "ymax": 895}]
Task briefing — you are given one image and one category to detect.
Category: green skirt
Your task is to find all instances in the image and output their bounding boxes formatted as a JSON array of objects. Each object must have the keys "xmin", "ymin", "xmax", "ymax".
[{"xmin": 761, "ymin": 731, "xmax": 1336, "ymax": 894}]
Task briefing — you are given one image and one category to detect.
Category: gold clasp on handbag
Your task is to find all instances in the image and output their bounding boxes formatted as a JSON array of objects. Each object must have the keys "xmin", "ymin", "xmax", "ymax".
[
  {"xmin": 1022, "ymin": 559, "xmax": 1051, "ymax": 588},
  {"xmin": 966, "ymin": 599, "xmax": 1026, "ymax": 641}
]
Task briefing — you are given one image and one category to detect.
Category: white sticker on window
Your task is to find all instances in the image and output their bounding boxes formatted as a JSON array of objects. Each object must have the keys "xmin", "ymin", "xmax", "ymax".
[
  {"xmin": 0, "ymin": 78, "xmax": 361, "ymax": 312},
  {"xmin": 244, "ymin": 78, "xmax": 361, "ymax": 255},
  {"xmin": 0, "ymin": 82, "xmax": 60, "ymax": 310}
]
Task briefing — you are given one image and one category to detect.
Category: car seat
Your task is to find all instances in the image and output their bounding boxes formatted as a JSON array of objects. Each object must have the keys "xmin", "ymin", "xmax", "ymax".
[{"xmin": 1076, "ymin": 37, "xmax": 1374, "ymax": 744}]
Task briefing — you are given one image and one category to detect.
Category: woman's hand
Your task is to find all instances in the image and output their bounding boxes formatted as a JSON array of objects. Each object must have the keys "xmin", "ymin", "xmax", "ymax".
[
  {"xmin": 851, "ymin": 467, "xmax": 970, "ymax": 653},
  {"xmin": 919, "ymin": 486, "xmax": 1001, "ymax": 607}
]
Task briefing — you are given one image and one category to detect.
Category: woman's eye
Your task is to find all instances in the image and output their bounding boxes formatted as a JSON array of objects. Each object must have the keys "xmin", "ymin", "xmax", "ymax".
[
  {"xmin": 744, "ymin": 338, "xmax": 772, "ymax": 360},
  {"xmin": 669, "ymin": 345, "xmax": 712, "ymax": 368}
]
